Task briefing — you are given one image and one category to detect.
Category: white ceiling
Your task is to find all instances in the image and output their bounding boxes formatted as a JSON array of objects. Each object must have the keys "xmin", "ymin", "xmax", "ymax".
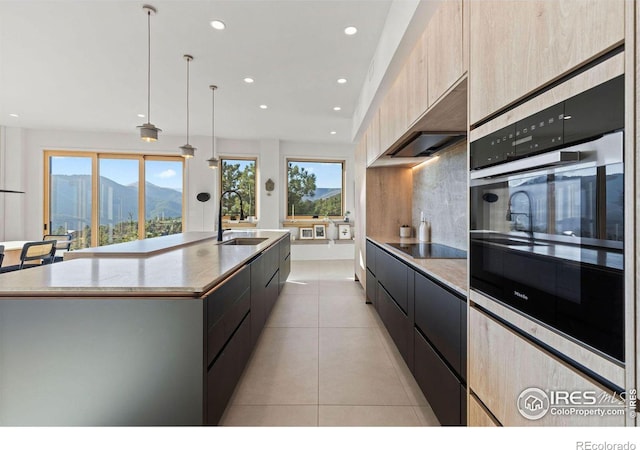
[{"xmin": 0, "ymin": 0, "xmax": 393, "ymax": 144}]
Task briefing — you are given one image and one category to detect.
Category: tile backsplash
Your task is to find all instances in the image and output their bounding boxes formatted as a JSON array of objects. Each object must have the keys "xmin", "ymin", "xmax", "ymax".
[{"xmin": 412, "ymin": 140, "xmax": 467, "ymax": 250}]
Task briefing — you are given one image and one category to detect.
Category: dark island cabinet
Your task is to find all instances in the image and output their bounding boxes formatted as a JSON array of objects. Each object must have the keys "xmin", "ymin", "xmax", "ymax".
[
  {"xmin": 205, "ymin": 235, "xmax": 289, "ymax": 425},
  {"xmin": 366, "ymin": 238, "xmax": 467, "ymax": 426}
]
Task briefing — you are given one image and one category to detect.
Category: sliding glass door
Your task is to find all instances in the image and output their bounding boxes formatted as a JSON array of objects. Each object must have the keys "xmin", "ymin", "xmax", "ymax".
[{"xmin": 45, "ymin": 151, "xmax": 184, "ymax": 249}]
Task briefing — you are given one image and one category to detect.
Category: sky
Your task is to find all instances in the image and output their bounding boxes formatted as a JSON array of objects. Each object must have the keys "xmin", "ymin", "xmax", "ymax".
[
  {"xmin": 50, "ymin": 156, "xmax": 183, "ymax": 191},
  {"xmin": 288, "ymin": 161, "xmax": 342, "ymax": 188}
]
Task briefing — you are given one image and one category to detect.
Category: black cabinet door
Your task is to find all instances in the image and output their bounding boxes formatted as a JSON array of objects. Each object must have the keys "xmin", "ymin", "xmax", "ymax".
[
  {"xmin": 365, "ymin": 268, "xmax": 376, "ymax": 305},
  {"xmin": 206, "ymin": 312, "xmax": 252, "ymax": 425},
  {"xmin": 414, "ymin": 329, "xmax": 462, "ymax": 426},
  {"xmin": 414, "ymin": 271, "xmax": 464, "ymax": 379},
  {"xmin": 264, "ymin": 268, "xmax": 279, "ymax": 319},
  {"xmin": 377, "ymin": 283, "xmax": 411, "ymax": 366},
  {"xmin": 250, "ymin": 254, "xmax": 266, "ymax": 347},
  {"xmin": 366, "ymin": 240, "xmax": 376, "ymax": 275},
  {"xmin": 206, "ymin": 265, "xmax": 251, "ymax": 367},
  {"xmin": 263, "ymin": 244, "xmax": 279, "ymax": 286},
  {"xmin": 375, "ymin": 248, "xmax": 408, "ymax": 313}
]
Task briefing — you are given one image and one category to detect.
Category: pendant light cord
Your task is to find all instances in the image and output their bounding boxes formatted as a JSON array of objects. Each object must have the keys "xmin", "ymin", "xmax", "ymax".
[
  {"xmin": 186, "ymin": 57, "xmax": 190, "ymax": 145},
  {"xmin": 147, "ymin": 9, "xmax": 151, "ymax": 122}
]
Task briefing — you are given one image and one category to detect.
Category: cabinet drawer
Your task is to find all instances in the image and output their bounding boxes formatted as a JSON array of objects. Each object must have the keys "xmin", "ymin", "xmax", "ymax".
[
  {"xmin": 414, "ymin": 271, "xmax": 464, "ymax": 378},
  {"xmin": 206, "ymin": 266, "xmax": 251, "ymax": 366},
  {"xmin": 377, "ymin": 283, "xmax": 410, "ymax": 365},
  {"xmin": 375, "ymin": 248, "xmax": 408, "ymax": 313},
  {"xmin": 365, "ymin": 268, "xmax": 376, "ymax": 305},
  {"xmin": 263, "ymin": 244, "xmax": 279, "ymax": 286},
  {"xmin": 414, "ymin": 329, "xmax": 463, "ymax": 426},
  {"xmin": 469, "ymin": 393, "xmax": 500, "ymax": 427},
  {"xmin": 279, "ymin": 234, "xmax": 291, "ymax": 261},
  {"xmin": 469, "ymin": 307, "xmax": 625, "ymax": 426},
  {"xmin": 206, "ymin": 312, "xmax": 252, "ymax": 425},
  {"xmin": 279, "ymin": 254, "xmax": 290, "ymax": 294},
  {"xmin": 365, "ymin": 240, "xmax": 376, "ymax": 275},
  {"xmin": 264, "ymin": 268, "xmax": 279, "ymax": 319},
  {"xmin": 250, "ymin": 254, "xmax": 266, "ymax": 347}
]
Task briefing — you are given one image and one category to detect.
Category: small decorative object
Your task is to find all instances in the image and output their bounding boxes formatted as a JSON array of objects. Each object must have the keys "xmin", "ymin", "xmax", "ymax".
[
  {"xmin": 344, "ymin": 211, "xmax": 351, "ymax": 222},
  {"xmin": 338, "ymin": 224, "xmax": 351, "ymax": 240},
  {"xmin": 196, "ymin": 192, "xmax": 210, "ymax": 202},
  {"xmin": 265, "ymin": 178, "xmax": 275, "ymax": 196},
  {"xmin": 313, "ymin": 224, "xmax": 326, "ymax": 239},
  {"xmin": 400, "ymin": 225, "xmax": 411, "ymax": 238},
  {"xmin": 300, "ymin": 227, "xmax": 314, "ymax": 240}
]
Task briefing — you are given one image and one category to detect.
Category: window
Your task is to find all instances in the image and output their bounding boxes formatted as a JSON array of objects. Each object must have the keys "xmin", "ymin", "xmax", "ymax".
[
  {"xmin": 45, "ymin": 151, "xmax": 184, "ymax": 249},
  {"xmin": 220, "ymin": 157, "xmax": 257, "ymax": 219},
  {"xmin": 286, "ymin": 159, "xmax": 344, "ymax": 218}
]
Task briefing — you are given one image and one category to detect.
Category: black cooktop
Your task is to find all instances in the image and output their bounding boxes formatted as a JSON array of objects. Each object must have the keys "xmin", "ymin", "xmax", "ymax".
[{"xmin": 386, "ymin": 242, "xmax": 467, "ymax": 259}]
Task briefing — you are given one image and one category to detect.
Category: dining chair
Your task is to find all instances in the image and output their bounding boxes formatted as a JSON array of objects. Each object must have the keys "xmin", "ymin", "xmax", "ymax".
[
  {"xmin": 18, "ymin": 240, "xmax": 57, "ymax": 269},
  {"xmin": 43, "ymin": 233, "xmax": 73, "ymax": 262}
]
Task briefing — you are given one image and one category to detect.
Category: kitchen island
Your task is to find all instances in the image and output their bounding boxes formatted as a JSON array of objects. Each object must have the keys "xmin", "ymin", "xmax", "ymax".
[{"xmin": 0, "ymin": 230, "xmax": 291, "ymax": 426}]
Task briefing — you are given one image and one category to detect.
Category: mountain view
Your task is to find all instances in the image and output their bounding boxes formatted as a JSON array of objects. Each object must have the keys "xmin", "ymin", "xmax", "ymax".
[
  {"xmin": 51, "ymin": 175, "xmax": 182, "ymax": 223},
  {"xmin": 301, "ymin": 188, "xmax": 341, "ymax": 202}
]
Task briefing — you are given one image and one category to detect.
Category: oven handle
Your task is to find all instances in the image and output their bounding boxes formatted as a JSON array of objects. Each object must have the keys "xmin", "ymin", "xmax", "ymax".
[{"xmin": 470, "ymin": 150, "xmax": 581, "ymax": 180}]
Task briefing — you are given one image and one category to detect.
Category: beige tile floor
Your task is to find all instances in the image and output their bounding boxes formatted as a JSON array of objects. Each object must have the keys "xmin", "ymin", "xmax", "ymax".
[{"xmin": 220, "ymin": 259, "xmax": 440, "ymax": 427}]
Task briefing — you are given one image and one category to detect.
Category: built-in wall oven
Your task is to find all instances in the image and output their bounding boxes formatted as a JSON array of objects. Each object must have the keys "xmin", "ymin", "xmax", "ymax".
[{"xmin": 469, "ymin": 75, "xmax": 625, "ymax": 363}]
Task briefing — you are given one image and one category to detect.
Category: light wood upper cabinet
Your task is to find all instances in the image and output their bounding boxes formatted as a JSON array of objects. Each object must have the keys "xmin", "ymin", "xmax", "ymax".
[
  {"xmin": 406, "ymin": 34, "xmax": 429, "ymax": 127},
  {"xmin": 427, "ymin": 0, "xmax": 464, "ymax": 107},
  {"xmin": 365, "ymin": 110, "xmax": 381, "ymax": 167},
  {"xmin": 379, "ymin": 70, "xmax": 409, "ymax": 152},
  {"xmin": 469, "ymin": 0, "xmax": 624, "ymax": 125}
]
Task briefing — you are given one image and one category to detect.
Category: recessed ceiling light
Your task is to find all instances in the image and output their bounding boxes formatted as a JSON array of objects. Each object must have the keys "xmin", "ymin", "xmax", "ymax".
[
  {"xmin": 333, "ymin": 106, "xmax": 341, "ymax": 111},
  {"xmin": 337, "ymin": 78, "xmax": 347, "ymax": 84},
  {"xmin": 259, "ymin": 104, "xmax": 268, "ymax": 110},
  {"xmin": 8, "ymin": 113, "xmax": 19, "ymax": 118},
  {"xmin": 243, "ymin": 77, "xmax": 254, "ymax": 84},
  {"xmin": 344, "ymin": 26, "xmax": 357, "ymax": 36},
  {"xmin": 210, "ymin": 20, "xmax": 226, "ymax": 30},
  {"xmin": 330, "ymin": 131, "xmax": 337, "ymax": 135},
  {"xmin": 137, "ymin": 113, "xmax": 145, "ymax": 118}
]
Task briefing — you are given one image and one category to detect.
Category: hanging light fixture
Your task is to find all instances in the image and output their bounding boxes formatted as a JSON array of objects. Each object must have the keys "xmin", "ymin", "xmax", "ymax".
[
  {"xmin": 207, "ymin": 85, "xmax": 219, "ymax": 169},
  {"xmin": 180, "ymin": 54, "xmax": 196, "ymax": 158},
  {"xmin": 137, "ymin": 4, "xmax": 161, "ymax": 142}
]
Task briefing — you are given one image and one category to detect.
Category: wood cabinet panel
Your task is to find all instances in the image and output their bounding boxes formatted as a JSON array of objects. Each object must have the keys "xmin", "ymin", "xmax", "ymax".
[
  {"xmin": 379, "ymin": 71, "xmax": 409, "ymax": 152},
  {"xmin": 469, "ymin": 307, "xmax": 625, "ymax": 426},
  {"xmin": 365, "ymin": 111, "xmax": 381, "ymax": 167},
  {"xmin": 427, "ymin": 0, "xmax": 463, "ymax": 107},
  {"xmin": 406, "ymin": 33, "xmax": 429, "ymax": 127},
  {"xmin": 354, "ymin": 135, "xmax": 367, "ymax": 287},
  {"xmin": 469, "ymin": 394, "xmax": 500, "ymax": 427},
  {"xmin": 469, "ymin": 0, "xmax": 624, "ymax": 125}
]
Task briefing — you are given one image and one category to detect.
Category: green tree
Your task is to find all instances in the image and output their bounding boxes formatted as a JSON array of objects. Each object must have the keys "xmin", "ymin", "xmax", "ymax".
[
  {"xmin": 222, "ymin": 160, "xmax": 256, "ymax": 217},
  {"xmin": 287, "ymin": 163, "xmax": 317, "ymax": 215}
]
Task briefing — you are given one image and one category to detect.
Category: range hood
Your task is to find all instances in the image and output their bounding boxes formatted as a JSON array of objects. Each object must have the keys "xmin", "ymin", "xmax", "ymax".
[{"xmin": 390, "ymin": 132, "xmax": 466, "ymax": 158}]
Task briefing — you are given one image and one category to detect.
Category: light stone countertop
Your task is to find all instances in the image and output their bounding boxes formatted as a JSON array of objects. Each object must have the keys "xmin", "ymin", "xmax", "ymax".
[
  {"xmin": 367, "ymin": 235, "xmax": 468, "ymax": 297},
  {"xmin": 0, "ymin": 230, "xmax": 288, "ymax": 298}
]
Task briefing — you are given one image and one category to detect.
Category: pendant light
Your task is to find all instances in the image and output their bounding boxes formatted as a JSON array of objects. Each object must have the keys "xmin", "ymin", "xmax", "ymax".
[
  {"xmin": 137, "ymin": 4, "xmax": 161, "ymax": 142},
  {"xmin": 180, "ymin": 54, "xmax": 196, "ymax": 158},
  {"xmin": 207, "ymin": 85, "xmax": 219, "ymax": 169}
]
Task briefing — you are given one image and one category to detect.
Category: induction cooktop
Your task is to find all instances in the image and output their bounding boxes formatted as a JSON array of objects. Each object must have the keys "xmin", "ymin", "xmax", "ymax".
[{"xmin": 386, "ymin": 242, "xmax": 467, "ymax": 259}]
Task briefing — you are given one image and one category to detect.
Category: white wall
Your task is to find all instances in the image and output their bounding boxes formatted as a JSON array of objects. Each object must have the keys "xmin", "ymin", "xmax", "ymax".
[{"xmin": 0, "ymin": 126, "xmax": 355, "ymax": 261}]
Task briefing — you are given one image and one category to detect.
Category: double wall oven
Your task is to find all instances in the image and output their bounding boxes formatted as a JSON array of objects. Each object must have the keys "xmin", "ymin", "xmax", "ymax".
[{"xmin": 469, "ymin": 75, "xmax": 625, "ymax": 364}]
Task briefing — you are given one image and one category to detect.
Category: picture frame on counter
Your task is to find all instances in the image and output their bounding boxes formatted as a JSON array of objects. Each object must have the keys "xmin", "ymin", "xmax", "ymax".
[
  {"xmin": 313, "ymin": 224, "xmax": 326, "ymax": 239},
  {"xmin": 300, "ymin": 227, "xmax": 314, "ymax": 240},
  {"xmin": 338, "ymin": 224, "xmax": 351, "ymax": 240}
]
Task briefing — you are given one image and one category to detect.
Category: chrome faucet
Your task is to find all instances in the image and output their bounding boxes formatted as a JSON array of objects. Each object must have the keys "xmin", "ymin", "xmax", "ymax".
[
  {"xmin": 218, "ymin": 189, "xmax": 245, "ymax": 241},
  {"xmin": 506, "ymin": 190, "xmax": 534, "ymax": 240}
]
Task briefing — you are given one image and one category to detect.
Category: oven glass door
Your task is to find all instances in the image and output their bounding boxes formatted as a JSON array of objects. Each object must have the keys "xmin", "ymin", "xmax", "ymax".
[{"xmin": 470, "ymin": 134, "xmax": 624, "ymax": 362}]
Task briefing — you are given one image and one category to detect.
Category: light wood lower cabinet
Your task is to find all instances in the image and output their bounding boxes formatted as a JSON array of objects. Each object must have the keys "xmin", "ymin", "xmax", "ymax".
[
  {"xmin": 469, "ymin": 307, "xmax": 626, "ymax": 426},
  {"xmin": 469, "ymin": 394, "xmax": 500, "ymax": 427}
]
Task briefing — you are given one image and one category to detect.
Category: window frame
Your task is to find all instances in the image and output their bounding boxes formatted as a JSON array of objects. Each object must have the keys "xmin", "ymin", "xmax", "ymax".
[
  {"xmin": 43, "ymin": 150, "xmax": 185, "ymax": 248},
  {"xmin": 285, "ymin": 158, "xmax": 346, "ymax": 220},
  {"xmin": 219, "ymin": 156, "xmax": 258, "ymax": 220}
]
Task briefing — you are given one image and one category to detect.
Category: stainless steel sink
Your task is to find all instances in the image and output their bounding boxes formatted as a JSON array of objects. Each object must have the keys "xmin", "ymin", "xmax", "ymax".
[{"xmin": 220, "ymin": 237, "xmax": 268, "ymax": 246}]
